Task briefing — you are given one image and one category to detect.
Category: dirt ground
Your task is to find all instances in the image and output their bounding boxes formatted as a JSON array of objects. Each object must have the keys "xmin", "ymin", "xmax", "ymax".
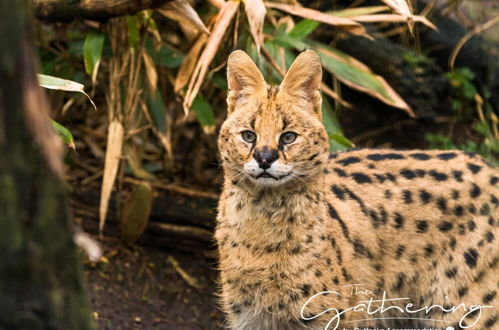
[{"xmin": 83, "ymin": 238, "xmax": 224, "ymax": 330}]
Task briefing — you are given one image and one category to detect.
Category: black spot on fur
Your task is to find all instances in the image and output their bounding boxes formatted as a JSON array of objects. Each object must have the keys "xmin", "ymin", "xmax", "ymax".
[
  {"xmin": 429, "ymin": 170, "xmax": 448, "ymax": 181},
  {"xmin": 393, "ymin": 273, "xmax": 406, "ymax": 291},
  {"xmin": 449, "ymin": 237, "xmax": 457, "ymax": 250},
  {"xmin": 463, "ymin": 248, "xmax": 479, "ymax": 268},
  {"xmin": 410, "ymin": 153, "xmax": 431, "ymax": 160},
  {"xmin": 468, "ymin": 204, "xmax": 477, "ymax": 214},
  {"xmin": 337, "ymin": 157, "xmax": 361, "ymax": 166},
  {"xmin": 470, "ymin": 184, "xmax": 481, "ymax": 198},
  {"xmin": 395, "ymin": 245, "xmax": 405, "ymax": 259},
  {"xmin": 486, "ymin": 231, "xmax": 495, "ymax": 243},
  {"xmin": 438, "ymin": 221, "xmax": 453, "ymax": 232},
  {"xmin": 393, "ymin": 213, "xmax": 404, "ymax": 229},
  {"xmin": 331, "ymin": 185, "xmax": 345, "ymax": 200},
  {"xmin": 419, "ymin": 190, "xmax": 432, "ymax": 204},
  {"xmin": 300, "ymin": 284, "xmax": 311, "ymax": 297},
  {"xmin": 342, "ymin": 268, "xmax": 351, "ymax": 281},
  {"xmin": 351, "ymin": 172, "xmax": 373, "ymax": 184},
  {"xmin": 458, "ymin": 224, "xmax": 466, "ymax": 235},
  {"xmin": 491, "ymin": 194, "xmax": 499, "ymax": 206},
  {"xmin": 445, "ymin": 267, "xmax": 458, "ymax": 278},
  {"xmin": 480, "ymin": 203, "xmax": 491, "ymax": 216},
  {"xmin": 467, "ymin": 220, "xmax": 476, "ymax": 231},
  {"xmin": 375, "ymin": 174, "xmax": 386, "ymax": 183},
  {"xmin": 367, "ymin": 153, "xmax": 405, "ymax": 161},
  {"xmin": 402, "ymin": 190, "xmax": 413, "ymax": 204},
  {"xmin": 333, "ymin": 168, "xmax": 347, "ymax": 177},
  {"xmin": 416, "ymin": 220, "xmax": 429, "ymax": 233},
  {"xmin": 438, "ymin": 152, "xmax": 457, "ymax": 160},
  {"xmin": 467, "ymin": 163, "xmax": 482, "ymax": 174},
  {"xmin": 485, "ymin": 315, "xmax": 498, "ymax": 328},
  {"xmin": 384, "ymin": 190, "xmax": 392, "ymax": 199},
  {"xmin": 400, "ymin": 169, "xmax": 416, "ymax": 180},
  {"xmin": 453, "ymin": 205, "xmax": 464, "ymax": 216},
  {"xmin": 436, "ymin": 198, "xmax": 448, "ymax": 212},
  {"xmin": 491, "ymin": 176, "xmax": 499, "ymax": 185},
  {"xmin": 329, "ymin": 153, "xmax": 338, "ymax": 159},
  {"xmin": 453, "ymin": 170, "xmax": 464, "ymax": 182},
  {"xmin": 328, "ymin": 203, "xmax": 350, "ymax": 240},
  {"xmin": 353, "ymin": 239, "xmax": 373, "ymax": 259},
  {"xmin": 458, "ymin": 287, "xmax": 468, "ymax": 298},
  {"xmin": 483, "ymin": 291, "xmax": 497, "ymax": 303},
  {"xmin": 424, "ymin": 244, "xmax": 435, "ymax": 257},
  {"xmin": 308, "ymin": 153, "xmax": 319, "ymax": 161}
]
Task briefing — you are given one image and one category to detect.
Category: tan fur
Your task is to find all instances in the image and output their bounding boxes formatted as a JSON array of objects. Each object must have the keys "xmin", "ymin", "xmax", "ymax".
[{"xmin": 216, "ymin": 50, "xmax": 499, "ymax": 329}]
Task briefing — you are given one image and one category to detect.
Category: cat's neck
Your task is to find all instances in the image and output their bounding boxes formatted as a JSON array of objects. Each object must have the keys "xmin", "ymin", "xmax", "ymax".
[{"xmin": 219, "ymin": 175, "xmax": 328, "ymax": 246}]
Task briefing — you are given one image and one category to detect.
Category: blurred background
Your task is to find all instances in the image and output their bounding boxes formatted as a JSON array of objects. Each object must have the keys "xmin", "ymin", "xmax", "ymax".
[{"xmin": 29, "ymin": 0, "xmax": 499, "ymax": 328}]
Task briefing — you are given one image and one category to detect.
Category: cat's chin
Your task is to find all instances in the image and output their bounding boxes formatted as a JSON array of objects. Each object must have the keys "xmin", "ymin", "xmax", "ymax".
[{"xmin": 247, "ymin": 173, "xmax": 293, "ymax": 187}]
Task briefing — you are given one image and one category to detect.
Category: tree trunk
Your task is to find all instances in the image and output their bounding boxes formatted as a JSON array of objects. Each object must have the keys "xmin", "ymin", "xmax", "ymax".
[{"xmin": 0, "ymin": 1, "xmax": 94, "ymax": 328}]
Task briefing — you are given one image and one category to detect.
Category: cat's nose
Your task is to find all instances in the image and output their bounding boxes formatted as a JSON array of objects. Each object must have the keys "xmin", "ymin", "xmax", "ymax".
[{"xmin": 254, "ymin": 147, "xmax": 279, "ymax": 170}]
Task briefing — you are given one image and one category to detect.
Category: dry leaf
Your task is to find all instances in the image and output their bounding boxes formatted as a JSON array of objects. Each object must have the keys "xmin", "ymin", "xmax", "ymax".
[
  {"xmin": 380, "ymin": 0, "xmax": 414, "ymax": 34},
  {"xmin": 351, "ymin": 14, "xmax": 437, "ymax": 30},
  {"xmin": 175, "ymin": 33, "xmax": 209, "ymax": 93},
  {"xmin": 142, "ymin": 49, "xmax": 158, "ymax": 94},
  {"xmin": 316, "ymin": 44, "xmax": 415, "ymax": 117},
  {"xmin": 265, "ymin": 2, "xmax": 369, "ymax": 38},
  {"xmin": 243, "ymin": 0, "xmax": 266, "ymax": 52},
  {"xmin": 99, "ymin": 119, "xmax": 124, "ymax": 234},
  {"xmin": 184, "ymin": 0, "xmax": 240, "ymax": 114},
  {"xmin": 157, "ymin": 0, "xmax": 209, "ymax": 35}
]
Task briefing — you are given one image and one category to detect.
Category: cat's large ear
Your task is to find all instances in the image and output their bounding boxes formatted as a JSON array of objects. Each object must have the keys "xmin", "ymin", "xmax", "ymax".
[
  {"xmin": 279, "ymin": 50, "xmax": 322, "ymax": 118},
  {"xmin": 226, "ymin": 50, "xmax": 266, "ymax": 115}
]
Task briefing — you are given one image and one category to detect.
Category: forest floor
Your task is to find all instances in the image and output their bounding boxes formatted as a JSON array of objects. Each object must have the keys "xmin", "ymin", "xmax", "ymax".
[{"xmin": 83, "ymin": 237, "xmax": 224, "ymax": 330}]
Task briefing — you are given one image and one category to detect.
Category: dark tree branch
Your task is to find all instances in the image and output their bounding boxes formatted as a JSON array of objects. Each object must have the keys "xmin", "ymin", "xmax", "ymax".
[{"xmin": 33, "ymin": 0, "xmax": 174, "ymax": 22}]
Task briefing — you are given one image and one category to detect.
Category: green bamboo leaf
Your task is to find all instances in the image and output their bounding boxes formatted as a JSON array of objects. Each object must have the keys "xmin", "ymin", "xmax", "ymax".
[
  {"xmin": 83, "ymin": 30, "xmax": 105, "ymax": 82},
  {"xmin": 191, "ymin": 95, "xmax": 215, "ymax": 134},
  {"xmin": 38, "ymin": 74, "xmax": 97, "ymax": 110},
  {"xmin": 146, "ymin": 90, "xmax": 167, "ymax": 133},
  {"xmin": 288, "ymin": 19, "xmax": 320, "ymax": 40},
  {"xmin": 49, "ymin": 119, "xmax": 75, "ymax": 149},
  {"xmin": 127, "ymin": 16, "xmax": 139, "ymax": 48},
  {"xmin": 322, "ymin": 95, "xmax": 353, "ymax": 151}
]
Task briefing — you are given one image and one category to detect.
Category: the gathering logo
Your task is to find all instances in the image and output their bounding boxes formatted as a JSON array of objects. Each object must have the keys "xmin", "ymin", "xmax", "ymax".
[{"xmin": 300, "ymin": 284, "xmax": 493, "ymax": 330}]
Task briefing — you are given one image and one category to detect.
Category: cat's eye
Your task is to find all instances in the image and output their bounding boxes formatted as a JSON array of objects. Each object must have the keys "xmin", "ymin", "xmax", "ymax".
[
  {"xmin": 241, "ymin": 130, "xmax": 256, "ymax": 143},
  {"xmin": 280, "ymin": 131, "xmax": 297, "ymax": 144}
]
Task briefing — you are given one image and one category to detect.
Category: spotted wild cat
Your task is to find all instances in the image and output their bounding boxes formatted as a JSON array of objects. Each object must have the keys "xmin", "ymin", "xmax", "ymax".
[{"xmin": 215, "ymin": 50, "xmax": 499, "ymax": 330}]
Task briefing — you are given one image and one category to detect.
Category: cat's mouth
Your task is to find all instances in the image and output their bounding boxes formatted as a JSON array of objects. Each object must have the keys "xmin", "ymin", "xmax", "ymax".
[{"xmin": 254, "ymin": 172, "xmax": 290, "ymax": 181}]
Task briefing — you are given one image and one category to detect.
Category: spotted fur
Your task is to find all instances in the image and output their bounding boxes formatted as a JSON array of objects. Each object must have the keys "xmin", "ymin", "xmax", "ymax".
[{"xmin": 216, "ymin": 50, "xmax": 499, "ymax": 329}]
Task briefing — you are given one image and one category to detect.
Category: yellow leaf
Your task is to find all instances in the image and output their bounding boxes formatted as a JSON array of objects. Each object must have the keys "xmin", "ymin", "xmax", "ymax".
[
  {"xmin": 99, "ymin": 119, "xmax": 124, "ymax": 234},
  {"xmin": 265, "ymin": 2, "xmax": 370, "ymax": 38},
  {"xmin": 243, "ymin": 0, "xmax": 266, "ymax": 52},
  {"xmin": 156, "ymin": 0, "xmax": 209, "ymax": 35},
  {"xmin": 142, "ymin": 49, "xmax": 158, "ymax": 94},
  {"xmin": 184, "ymin": 0, "xmax": 240, "ymax": 114},
  {"xmin": 350, "ymin": 14, "xmax": 437, "ymax": 31},
  {"xmin": 175, "ymin": 33, "xmax": 209, "ymax": 93},
  {"xmin": 380, "ymin": 0, "xmax": 414, "ymax": 34}
]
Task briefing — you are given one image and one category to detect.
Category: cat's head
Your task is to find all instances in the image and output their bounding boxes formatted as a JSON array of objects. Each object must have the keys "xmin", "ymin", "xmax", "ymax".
[{"xmin": 219, "ymin": 50, "xmax": 329, "ymax": 188}]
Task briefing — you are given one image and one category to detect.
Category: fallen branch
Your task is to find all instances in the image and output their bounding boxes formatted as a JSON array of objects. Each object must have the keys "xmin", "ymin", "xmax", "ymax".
[{"xmin": 33, "ymin": 0, "xmax": 173, "ymax": 21}]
